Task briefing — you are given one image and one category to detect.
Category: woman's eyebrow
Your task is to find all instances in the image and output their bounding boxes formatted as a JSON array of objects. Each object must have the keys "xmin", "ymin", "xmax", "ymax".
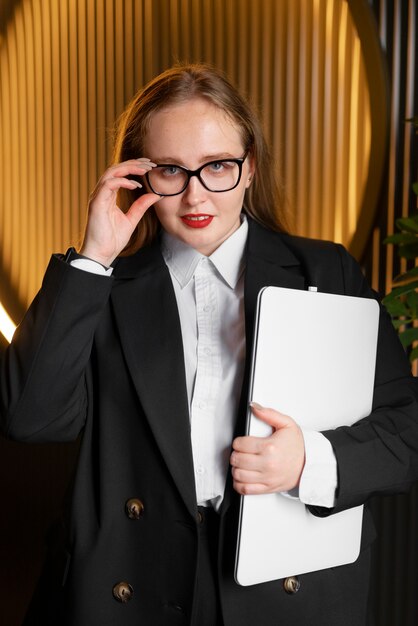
[{"xmin": 153, "ymin": 152, "xmax": 238, "ymax": 165}]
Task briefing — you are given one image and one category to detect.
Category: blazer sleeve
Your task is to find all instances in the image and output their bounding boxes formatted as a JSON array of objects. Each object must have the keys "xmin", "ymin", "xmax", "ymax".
[
  {"xmin": 0, "ymin": 254, "xmax": 113, "ymax": 442},
  {"xmin": 313, "ymin": 245, "xmax": 418, "ymax": 516}
]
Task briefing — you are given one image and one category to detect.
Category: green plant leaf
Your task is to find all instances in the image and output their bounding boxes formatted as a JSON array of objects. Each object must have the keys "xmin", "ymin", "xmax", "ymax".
[
  {"xmin": 392, "ymin": 319, "xmax": 412, "ymax": 329},
  {"xmin": 383, "ymin": 280, "xmax": 418, "ymax": 301},
  {"xmin": 406, "ymin": 297, "xmax": 418, "ymax": 321},
  {"xmin": 396, "ymin": 242, "xmax": 418, "ymax": 259},
  {"xmin": 383, "ymin": 232, "xmax": 418, "ymax": 245},
  {"xmin": 398, "ymin": 326, "xmax": 418, "ymax": 348},
  {"xmin": 383, "ymin": 297, "xmax": 410, "ymax": 317},
  {"xmin": 409, "ymin": 346, "xmax": 418, "ymax": 363},
  {"xmin": 395, "ymin": 215, "xmax": 418, "ymax": 233},
  {"xmin": 393, "ymin": 267, "xmax": 418, "ymax": 283},
  {"xmin": 406, "ymin": 289, "xmax": 418, "ymax": 306}
]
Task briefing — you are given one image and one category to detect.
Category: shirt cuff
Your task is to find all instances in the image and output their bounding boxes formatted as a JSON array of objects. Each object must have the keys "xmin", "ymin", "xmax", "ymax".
[
  {"xmin": 70, "ymin": 258, "xmax": 113, "ymax": 276},
  {"xmin": 295, "ymin": 429, "xmax": 337, "ymax": 508}
]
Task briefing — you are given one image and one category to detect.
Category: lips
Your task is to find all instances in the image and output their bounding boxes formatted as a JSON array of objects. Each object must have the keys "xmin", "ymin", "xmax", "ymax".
[{"xmin": 180, "ymin": 214, "xmax": 214, "ymax": 229}]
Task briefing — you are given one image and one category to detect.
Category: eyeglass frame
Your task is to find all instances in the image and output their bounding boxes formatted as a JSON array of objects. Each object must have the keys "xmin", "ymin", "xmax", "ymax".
[{"xmin": 144, "ymin": 150, "xmax": 250, "ymax": 197}]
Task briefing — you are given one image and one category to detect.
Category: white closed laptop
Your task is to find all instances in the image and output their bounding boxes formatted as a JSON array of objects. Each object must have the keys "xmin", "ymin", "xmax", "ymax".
[{"xmin": 235, "ymin": 286, "xmax": 379, "ymax": 586}]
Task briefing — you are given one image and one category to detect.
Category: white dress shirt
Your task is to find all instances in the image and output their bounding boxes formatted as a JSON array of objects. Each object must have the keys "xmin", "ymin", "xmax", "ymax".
[
  {"xmin": 161, "ymin": 222, "xmax": 247, "ymax": 510},
  {"xmin": 70, "ymin": 217, "xmax": 337, "ymax": 510}
]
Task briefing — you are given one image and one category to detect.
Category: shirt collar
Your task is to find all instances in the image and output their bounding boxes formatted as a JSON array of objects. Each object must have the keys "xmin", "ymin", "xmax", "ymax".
[{"xmin": 161, "ymin": 215, "xmax": 248, "ymax": 289}]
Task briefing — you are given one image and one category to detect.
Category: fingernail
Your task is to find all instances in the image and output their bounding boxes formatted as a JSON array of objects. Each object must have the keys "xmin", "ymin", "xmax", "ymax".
[
  {"xmin": 250, "ymin": 401, "xmax": 263, "ymax": 410},
  {"xmin": 131, "ymin": 180, "xmax": 142, "ymax": 188},
  {"xmin": 136, "ymin": 158, "xmax": 157, "ymax": 166}
]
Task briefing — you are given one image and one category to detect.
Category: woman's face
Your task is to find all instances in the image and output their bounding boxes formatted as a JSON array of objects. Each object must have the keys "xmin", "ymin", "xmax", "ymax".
[{"xmin": 143, "ymin": 98, "xmax": 254, "ymax": 256}]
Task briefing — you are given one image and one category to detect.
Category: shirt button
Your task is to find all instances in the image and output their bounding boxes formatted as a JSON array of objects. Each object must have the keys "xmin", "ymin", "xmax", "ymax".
[
  {"xmin": 203, "ymin": 305, "xmax": 212, "ymax": 312},
  {"xmin": 196, "ymin": 465, "xmax": 205, "ymax": 475},
  {"xmin": 198, "ymin": 401, "xmax": 207, "ymax": 410},
  {"xmin": 203, "ymin": 347, "xmax": 211, "ymax": 356}
]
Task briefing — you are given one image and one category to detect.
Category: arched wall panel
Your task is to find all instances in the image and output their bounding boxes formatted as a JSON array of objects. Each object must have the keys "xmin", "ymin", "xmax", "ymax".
[{"xmin": 0, "ymin": 0, "xmax": 372, "ymax": 314}]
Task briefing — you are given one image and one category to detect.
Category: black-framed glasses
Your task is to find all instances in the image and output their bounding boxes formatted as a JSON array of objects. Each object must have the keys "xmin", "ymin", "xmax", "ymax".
[{"xmin": 145, "ymin": 151, "xmax": 249, "ymax": 196}]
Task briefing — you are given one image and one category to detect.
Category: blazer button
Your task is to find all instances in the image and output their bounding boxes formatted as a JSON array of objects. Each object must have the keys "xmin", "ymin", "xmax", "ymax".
[
  {"xmin": 125, "ymin": 498, "xmax": 144, "ymax": 520},
  {"xmin": 283, "ymin": 576, "xmax": 300, "ymax": 594},
  {"xmin": 113, "ymin": 581, "xmax": 134, "ymax": 603}
]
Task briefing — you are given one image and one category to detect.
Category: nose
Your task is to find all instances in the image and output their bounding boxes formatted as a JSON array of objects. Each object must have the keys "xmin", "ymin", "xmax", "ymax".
[{"xmin": 182, "ymin": 174, "xmax": 207, "ymax": 205}]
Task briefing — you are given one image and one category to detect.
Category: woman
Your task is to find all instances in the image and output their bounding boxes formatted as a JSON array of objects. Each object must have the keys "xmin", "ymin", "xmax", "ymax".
[{"xmin": 1, "ymin": 63, "xmax": 417, "ymax": 626}]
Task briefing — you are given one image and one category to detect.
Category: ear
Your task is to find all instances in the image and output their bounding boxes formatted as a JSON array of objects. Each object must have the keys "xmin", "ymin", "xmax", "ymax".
[{"xmin": 245, "ymin": 152, "xmax": 256, "ymax": 189}]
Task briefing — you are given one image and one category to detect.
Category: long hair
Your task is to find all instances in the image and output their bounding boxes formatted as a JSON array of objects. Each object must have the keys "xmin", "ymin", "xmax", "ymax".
[{"xmin": 113, "ymin": 63, "xmax": 289, "ymax": 253}]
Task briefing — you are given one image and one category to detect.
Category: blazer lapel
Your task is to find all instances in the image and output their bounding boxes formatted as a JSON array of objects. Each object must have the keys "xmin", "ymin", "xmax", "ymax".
[
  {"xmin": 244, "ymin": 220, "xmax": 307, "ymax": 347},
  {"xmin": 110, "ymin": 244, "xmax": 197, "ymax": 517}
]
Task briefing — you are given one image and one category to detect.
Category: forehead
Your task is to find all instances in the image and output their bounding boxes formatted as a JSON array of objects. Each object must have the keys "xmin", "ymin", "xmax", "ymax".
[{"xmin": 144, "ymin": 98, "xmax": 244, "ymax": 159}]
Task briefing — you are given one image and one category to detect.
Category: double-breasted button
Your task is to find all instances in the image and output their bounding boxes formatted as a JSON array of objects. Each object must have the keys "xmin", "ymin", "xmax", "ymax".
[
  {"xmin": 125, "ymin": 498, "xmax": 144, "ymax": 520},
  {"xmin": 283, "ymin": 576, "xmax": 300, "ymax": 594},
  {"xmin": 113, "ymin": 581, "xmax": 134, "ymax": 603}
]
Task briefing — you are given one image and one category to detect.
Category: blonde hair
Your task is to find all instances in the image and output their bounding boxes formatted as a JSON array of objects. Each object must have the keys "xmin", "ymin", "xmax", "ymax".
[{"xmin": 113, "ymin": 63, "xmax": 289, "ymax": 253}]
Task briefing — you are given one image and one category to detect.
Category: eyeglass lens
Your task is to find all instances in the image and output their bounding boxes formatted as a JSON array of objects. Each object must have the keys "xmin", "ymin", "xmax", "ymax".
[{"xmin": 147, "ymin": 159, "xmax": 242, "ymax": 195}]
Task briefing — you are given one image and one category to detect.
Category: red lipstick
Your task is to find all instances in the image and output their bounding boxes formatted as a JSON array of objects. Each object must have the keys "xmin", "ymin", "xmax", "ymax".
[{"xmin": 180, "ymin": 214, "xmax": 214, "ymax": 229}]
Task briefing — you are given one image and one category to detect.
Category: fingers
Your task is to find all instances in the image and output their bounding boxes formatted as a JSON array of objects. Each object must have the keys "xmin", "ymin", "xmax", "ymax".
[
  {"xmin": 230, "ymin": 404, "xmax": 305, "ymax": 495},
  {"xmin": 250, "ymin": 402, "xmax": 294, "ymax": 430},
  {"xmin": 232, "ymin": 434, "xmax": 266, "ymax": 454},
  {"xmin": 80, "ymin": 158, "xmax": 159, "ymax": 266},
  {"xmin": 230, "ymin": 443, "xmax": 278, "ymax": 479},
  {"xmin": 231, "ymin": 458, "xmax": 273, "ymax": 495},
  {"xmin": 90, "ymin": 159, "xmax": 156, "ymax": 202},
  {"xmin": 101, "ymin": 158, "xmax": 157, "ymax": 181},
  {"xmin": 125, "ymin": 191, "xmax": 161, "ymax": 226},
  {"xmin": 232, "ymin": 480, "xmax": 269, "ymax": 496}
]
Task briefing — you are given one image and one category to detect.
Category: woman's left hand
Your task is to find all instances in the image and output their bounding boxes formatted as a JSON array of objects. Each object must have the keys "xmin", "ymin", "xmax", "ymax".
[{"xmin": 230, "ymin": 403, "xmax": 305, "ymax": 495}]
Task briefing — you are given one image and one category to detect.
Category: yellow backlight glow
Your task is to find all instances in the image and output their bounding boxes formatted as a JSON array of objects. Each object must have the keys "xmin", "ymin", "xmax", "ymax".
[{"xmin": 0, "ymin": 302, "xmax": 16, "ymax": 343}]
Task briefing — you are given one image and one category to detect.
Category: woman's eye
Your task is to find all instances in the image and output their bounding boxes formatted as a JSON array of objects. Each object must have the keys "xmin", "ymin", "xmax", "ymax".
[
  {"xmin": 160, "ymin": 166, "xmax": 181, "ymax": 177},
  {"xmin": 208, "ymin": 161, "xmax": 230, "ymax": 173}
]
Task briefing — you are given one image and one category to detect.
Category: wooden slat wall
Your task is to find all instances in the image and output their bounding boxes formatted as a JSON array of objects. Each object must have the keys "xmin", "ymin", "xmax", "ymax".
[{"xmin": 0, "ymin": 0, "xmax": 371, "ymax": 315}]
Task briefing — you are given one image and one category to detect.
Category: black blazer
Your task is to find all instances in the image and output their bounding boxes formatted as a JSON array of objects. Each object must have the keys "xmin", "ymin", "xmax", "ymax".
[{"xmin": 1, "ymin": 218, "xmax": 417, "ymax": 626}]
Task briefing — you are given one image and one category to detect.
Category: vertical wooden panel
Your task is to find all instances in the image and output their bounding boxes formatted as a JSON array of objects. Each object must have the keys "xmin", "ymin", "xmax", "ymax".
[
  {"xmin": 385, "ymin": 0, "xmax": 401, "ymax": 294},
  {"xmin": 58, "ymin": 0, "xmax": 72, "ymax": 250},
  {"xmin": 282, "ymin": 0, "xmax": 297, "ymax": 229},
  {"xmin": 296, "ymin": 0, "xmax": 312, "ymax": 235}
]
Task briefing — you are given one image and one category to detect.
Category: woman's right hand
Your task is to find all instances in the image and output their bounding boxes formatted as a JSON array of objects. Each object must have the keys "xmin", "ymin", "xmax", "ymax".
[{"xmin": 79, "ymin": 158, "xmax": 160, "ymax": 267}]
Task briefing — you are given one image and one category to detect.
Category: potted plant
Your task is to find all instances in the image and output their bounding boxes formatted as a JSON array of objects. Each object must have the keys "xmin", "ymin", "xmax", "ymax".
[{"xmin": 383, "ymin": 117, "xmax": 418, "ymax": 363}]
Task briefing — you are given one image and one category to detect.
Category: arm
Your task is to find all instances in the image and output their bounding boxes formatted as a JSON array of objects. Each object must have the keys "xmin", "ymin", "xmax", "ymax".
[
  {"xmin": 0, "ymin": 259, "xmax": 113, "ymax": 441},
  {"xmin": 231, "ymin": 244, "xmax": 418, "ymax": 511},
  {"xmin": 316, "ymin": 246, "xmax": 418, "ymax": 514},
  {"xmin": 0, "ymin": 159, "xmax": 159, "ymax": 442}
]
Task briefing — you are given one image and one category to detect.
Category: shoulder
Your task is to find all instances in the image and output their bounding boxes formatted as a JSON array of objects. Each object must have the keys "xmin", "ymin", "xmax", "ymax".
[
  {"xmin": 279, "ymin": 231, "xmax": 344, "ymax": 260},
  {"xmin": 280, "ymin": 233, "xmax": 361, "ymax": 295},
  {"xmin": 248, "ymin": 216, "xmax": 342, "ymax": 259},
  {"xmin": 247, "ymin": 218, "xmax": 370, "ymax": 297}
]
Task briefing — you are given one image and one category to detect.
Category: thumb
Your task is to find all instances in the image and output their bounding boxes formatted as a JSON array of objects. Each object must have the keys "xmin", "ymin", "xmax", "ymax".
[
  {"xmin": 250, "ymin": 401, "xmax": 293, "ymax": 431},
  {"xmin": 126, "ymin": 192, "xmax": 160, "ymax": 226}
]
